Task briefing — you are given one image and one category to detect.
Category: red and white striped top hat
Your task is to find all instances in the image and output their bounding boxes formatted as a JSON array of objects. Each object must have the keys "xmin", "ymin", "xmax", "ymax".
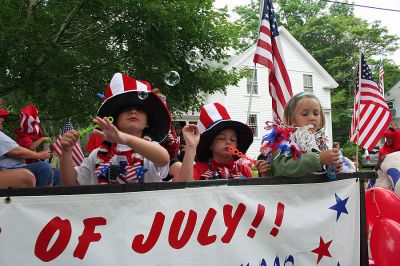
[
  {"xmin": 97, "ymin": 73, "xmax": 171, "ymax": 142},
  {"xmin": 17, "ymin": 105, "xmax": 42, "ymax": 136},
  {"xmin": 196, "ymin": 103, "xmax": 253, "ymax": 162}
]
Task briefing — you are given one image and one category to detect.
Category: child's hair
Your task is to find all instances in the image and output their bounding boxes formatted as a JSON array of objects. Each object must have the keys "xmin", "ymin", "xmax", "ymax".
[{"xmin": 283, "ymin": 92, "xmax": 326, "ymax": 129}]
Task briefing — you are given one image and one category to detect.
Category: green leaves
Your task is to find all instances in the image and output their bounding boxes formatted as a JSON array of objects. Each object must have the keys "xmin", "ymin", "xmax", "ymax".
[{"xmin": 1, "ymin": 0, "xmax": 241, "ymax": 134}]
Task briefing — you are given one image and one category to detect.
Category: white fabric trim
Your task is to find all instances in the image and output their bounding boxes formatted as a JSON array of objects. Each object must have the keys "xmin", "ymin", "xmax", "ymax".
[{"xmin": 110, "ymin": 73, "xmax": 125, "ymax": 95}]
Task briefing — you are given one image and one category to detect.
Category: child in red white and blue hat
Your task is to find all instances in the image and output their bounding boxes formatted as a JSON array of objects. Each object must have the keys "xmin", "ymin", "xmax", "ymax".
[
  {"xmin": 15, "ymin": 105, "xmax": 52, "ymax": 162},
  {"xmin": 14, "ymin": 105, "xmax": 62, "ymax": 185},
  {"xmin": 60, "ymin": 73, "xmax": 171, "ymax": 185},
  {"xmin": 178, "ymin": 102, "xmax": 270, "ymax": 181}
]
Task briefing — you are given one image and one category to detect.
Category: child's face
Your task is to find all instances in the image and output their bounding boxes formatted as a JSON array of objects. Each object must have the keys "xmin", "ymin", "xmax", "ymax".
[
  {"xmin": 210, "ymin": 128, "xmax": 238, "ymax": 158},
  {"xmin": 293, "ymin": 98, "xmax": 321, "ymax": 133},
  {"xmin": 117, "ymin": 106, "xmax": 148, "ymax": 133}
]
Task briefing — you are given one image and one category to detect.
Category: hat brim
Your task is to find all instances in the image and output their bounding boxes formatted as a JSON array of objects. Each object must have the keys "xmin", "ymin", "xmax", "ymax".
[
  {"xmin": 0, "ymin": 110, "xmax": 9, "ymax": 117},
  {"xmin": 97, "ymin": 91, "xmax": 171, "ymax": 142},
  {"xmin": 196, "ymin": 120, "xmax": 253, "ymax": 162}
]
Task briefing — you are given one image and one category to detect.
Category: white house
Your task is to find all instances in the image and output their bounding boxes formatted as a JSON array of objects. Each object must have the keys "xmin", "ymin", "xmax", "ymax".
[
  {"xmin": 176, "ymin": 27, "xmax": 338, "ymax": 158},
  {"xmin": 385, "ymin": 78, "xmax": 400, "ymax": 126}
]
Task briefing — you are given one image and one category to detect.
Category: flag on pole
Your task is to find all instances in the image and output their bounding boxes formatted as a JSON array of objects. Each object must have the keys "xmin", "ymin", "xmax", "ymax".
[
  {"xmin": 379, "ymin": 59, "xmax": 385, "ymax": 94},
  {"xmin": 53, "ymin": 120, "xmax": 85, "ymax": 166},
  {"xmin": 350, "ymin": 54, "xmax": 392, "ymax": 151},
  {"xmin": 253, "ymin": 0, "xmax": 293, "ymax": 121}
]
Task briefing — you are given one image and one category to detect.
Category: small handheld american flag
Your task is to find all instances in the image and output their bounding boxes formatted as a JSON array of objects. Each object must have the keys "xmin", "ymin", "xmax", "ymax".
[{"xmin": 53, "ymin": 120, "xmax": 85, "ymax": 166}]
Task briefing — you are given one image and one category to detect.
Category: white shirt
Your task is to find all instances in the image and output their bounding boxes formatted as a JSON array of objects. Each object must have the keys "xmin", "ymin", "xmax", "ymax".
[{"xmin": 76, "ymin": 143, "xmax": 169, "ymax": 185}]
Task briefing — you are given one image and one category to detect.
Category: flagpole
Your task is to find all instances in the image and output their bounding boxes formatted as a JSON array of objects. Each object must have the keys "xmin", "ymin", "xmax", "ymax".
[
  {"xmin": 355, "ymin": 50, "xmax": 363, "ymax": 169},
  {"xmin": 247, "ymin": 0, "xmax": 265, "ymax": 124},
  {"xmin": 380, "ymin": 59, "xmax": 384, "ymax": 98}
]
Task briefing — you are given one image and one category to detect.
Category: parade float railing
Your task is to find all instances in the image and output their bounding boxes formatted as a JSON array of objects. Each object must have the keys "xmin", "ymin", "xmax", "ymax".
[{"xmin": 0, "ymin": 172, "xmax": 374, "ymax": 266}]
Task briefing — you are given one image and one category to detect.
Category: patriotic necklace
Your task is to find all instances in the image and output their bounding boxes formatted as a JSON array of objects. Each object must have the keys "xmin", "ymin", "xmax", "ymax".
[
  {"xmin": 95, "ymin": 142, "xmax": 147, "ymax": 184},
  {"xmin": 200, "ymin": 158, "xmax": 242, "ymax": 180}
]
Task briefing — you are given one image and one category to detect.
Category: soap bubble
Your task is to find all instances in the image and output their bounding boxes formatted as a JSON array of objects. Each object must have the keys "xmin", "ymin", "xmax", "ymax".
[
  {"xmin": 138, "ymin": 91, "xmax": 149, "ymax": 100},
  {"xmin": 164, "ymin": 71, "xmax": 180, "ymax": 86},
  {"xmin": 185, "ymin": 49, "xmax": 202, "ymax": 65},
  {"xmin": 189, "ymin": 64, "xmax": 199, "ymax": 72}
]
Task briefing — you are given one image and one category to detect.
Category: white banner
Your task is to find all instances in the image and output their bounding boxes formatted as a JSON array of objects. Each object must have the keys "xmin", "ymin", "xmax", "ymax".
[{"xmin": 0, "ymin": 179, "xmax": 360, "ymax": 266}]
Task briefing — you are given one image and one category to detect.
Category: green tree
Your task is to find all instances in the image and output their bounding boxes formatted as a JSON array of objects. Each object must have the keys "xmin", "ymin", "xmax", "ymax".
[{"xmin": 1, "ymin": 0, "xmax": 242, "ymax": 134}]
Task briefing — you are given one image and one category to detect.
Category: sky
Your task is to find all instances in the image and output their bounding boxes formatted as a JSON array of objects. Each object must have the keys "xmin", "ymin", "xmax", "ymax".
[{"xmin": 214, "ymin": 0, "xmax": 400, "ymax": 64}]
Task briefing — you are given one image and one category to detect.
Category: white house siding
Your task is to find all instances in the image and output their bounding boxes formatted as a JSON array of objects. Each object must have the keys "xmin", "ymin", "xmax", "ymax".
[{"xmin": 385, "ymin": 79, "xmax": 400, "ymax": 126}]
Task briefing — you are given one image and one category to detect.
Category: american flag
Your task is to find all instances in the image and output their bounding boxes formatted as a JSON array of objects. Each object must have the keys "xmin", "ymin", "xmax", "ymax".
[
  {"xmin": 253, "ymin": 0, "xmax": 293, "ymax": 121},
  {"xmin": 350, "ymin": 54, "xmax": 392, "ymax": 151},
  {"xmin": 379, "ymin": 59, "xmax": 385, "ymax": 94},
  {"xmin": 52, "ymin": 120, "xmax": 85, "ymax": 166}
]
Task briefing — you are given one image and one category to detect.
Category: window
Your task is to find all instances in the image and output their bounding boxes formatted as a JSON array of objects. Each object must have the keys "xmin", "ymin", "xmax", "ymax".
[
  {"xmin": 303, "ymin": 74, "xmax": 313, "ymax": 94},
  {"xmin": 247, "ymin": 114, "xmax": 258, "ymax": 137},
  {"xmin": 247, "ymin": 69, "xmax": 258, "ymax": 95},
  {"xmin": 387, "ymin": 100, "xmax": 395, "ymax": 109}
]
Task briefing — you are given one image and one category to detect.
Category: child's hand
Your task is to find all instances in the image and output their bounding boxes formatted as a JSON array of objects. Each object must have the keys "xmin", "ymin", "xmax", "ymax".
[
  {"xmin": 37, "ymin": 150, "xmax": 51, "ymax": 160},
  {"xmin": 319, "ymin": 148, "xmax": 339, "ymax": 165},
  {"xmin": 165, "ymin": 133, "xmax": 176, "ymax": 144},
  {"xmin": 92, "ymin": 117, "xmax": 128, "ymax": 144},
  {"xmin": 182, "ymin": 124, "xmax": 200, "ymax": 148},
  {"xmin": 255, "ymin": 160, "xmax": 271, "ymax": 177},
  {"xmin": 61, "ymin": 130, "xmax": 80, "ymax": 152}
]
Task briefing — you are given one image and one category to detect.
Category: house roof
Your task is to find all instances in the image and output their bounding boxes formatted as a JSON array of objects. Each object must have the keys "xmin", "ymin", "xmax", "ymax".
[{"xmin": 225, "ymin": 27, "xmax": 339, "ymax": 90}]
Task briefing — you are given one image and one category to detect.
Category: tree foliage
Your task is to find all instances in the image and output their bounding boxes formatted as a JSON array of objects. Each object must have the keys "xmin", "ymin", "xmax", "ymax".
[
  {"xmin": 1, "ymin": 0, "xmax": 242, "ymax": 134},
  {"xmin": 233, "ymin": 0, "xmax": 400, "ymax": 141}
]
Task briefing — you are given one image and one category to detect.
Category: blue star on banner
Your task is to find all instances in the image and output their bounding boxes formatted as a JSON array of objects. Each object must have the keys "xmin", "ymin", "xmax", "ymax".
[{"xmin": 329, "ymin": 193, "xmax": 349, "ymax": 221}]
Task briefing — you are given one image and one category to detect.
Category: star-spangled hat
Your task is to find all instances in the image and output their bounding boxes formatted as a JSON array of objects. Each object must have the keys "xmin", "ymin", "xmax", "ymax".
[
  {"xmin": 97, "ymin": 73, "xmax": 171, "ymax": 142},
  {"xmin": 196, "ymin": 103, "xmax": 253, "ymax": 162}
]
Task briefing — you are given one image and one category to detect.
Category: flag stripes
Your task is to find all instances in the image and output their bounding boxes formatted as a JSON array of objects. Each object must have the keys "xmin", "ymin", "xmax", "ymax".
[
  {"xmin": 350, "ymin": 54, "xmax": 391, "ymax": 151},
  {"xmin": 253, "ymin": 0, "xmax": 293, "ymax": 121},
  {"xmin": 52, "ymin": 120, "xmax": 85, "ymax": 166}
]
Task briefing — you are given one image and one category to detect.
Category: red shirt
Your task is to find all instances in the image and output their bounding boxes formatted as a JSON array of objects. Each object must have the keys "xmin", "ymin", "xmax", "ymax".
[
  {"xmin": 193, "ymin": 159, "xmax": 252, "ymax": 180},
  {"xmin": 86, "ymin": 133, "xmax": 104, "ymax": 153},
  {"xmin": 16, "ymin": 136, "xmax": 33, "ymax": 148},
  {"xmin": 15, "ymin": 136, "xmax": 37, "ymax": 164}
]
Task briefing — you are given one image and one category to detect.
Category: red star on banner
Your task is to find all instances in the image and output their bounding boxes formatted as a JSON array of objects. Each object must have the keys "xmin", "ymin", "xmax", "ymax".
[{"xmin": 311, "ymin": 236, "xmax": 333, "ymax": 264}]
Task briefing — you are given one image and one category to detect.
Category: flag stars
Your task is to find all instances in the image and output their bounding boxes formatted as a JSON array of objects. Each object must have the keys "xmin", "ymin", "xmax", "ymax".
[
  {"xmin": 329, "ymin": 193, "xmax": 349, "ymax": 221},
  {"xmin": 135, "ymin": 167, "xmax": 148, "ymax": 180},
  {"xmin": 311, "ymin": 237, "xmax": 333, "ymax": 264}
]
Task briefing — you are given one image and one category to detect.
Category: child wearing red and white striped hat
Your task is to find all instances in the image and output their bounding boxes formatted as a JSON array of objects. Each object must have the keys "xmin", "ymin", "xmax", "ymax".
[
  {"xmin": 60, "ymin": 73, "xmax": 171, "ymax": 185},
  {"xmin": 178, "ymin": 102, "xmax": 270, "ymax": 181},
  {"xmin": 14, "ymin": 105, "xmax": 61, "ymax": 185},
  {"xmin": 15, "ymin": 105, "xmax": 52, "ymax": 162}
]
